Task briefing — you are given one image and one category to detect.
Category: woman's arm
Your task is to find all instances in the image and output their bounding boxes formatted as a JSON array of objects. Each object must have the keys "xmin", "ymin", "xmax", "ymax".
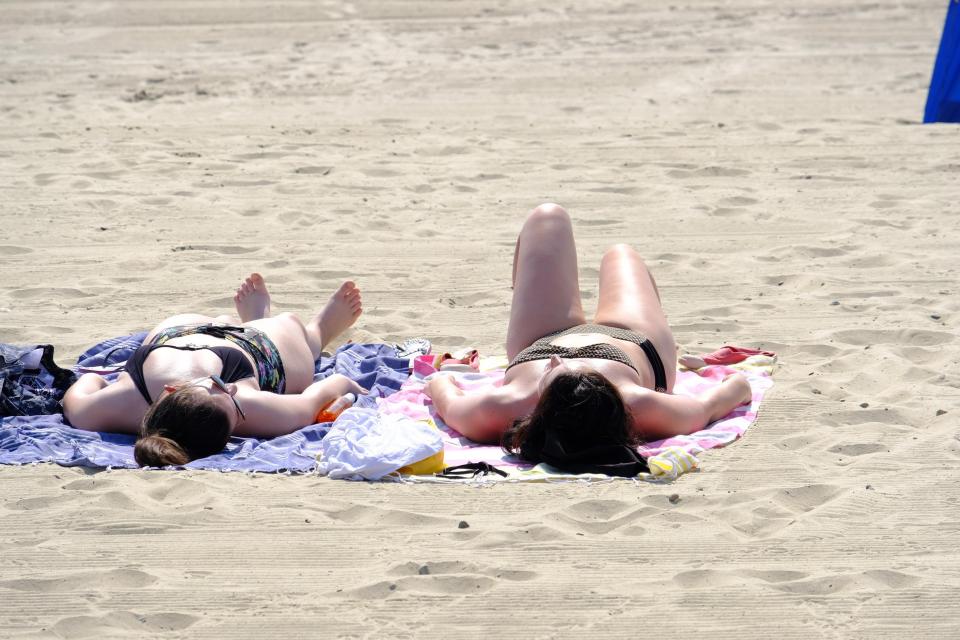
[
  {"xmin": 624, "ymin": 373, "xmax": 752, "ymax": 440},
  {"xmin": 62, "ymin": 373, "xmax": 143, "ymax": 433},
  {"xmin": 232, "ymin": 374, "xmax": 365, "ymax": 438},
  {"xmin": 424, "ymin": 375, "xmax": 518, "ymax": 444}
]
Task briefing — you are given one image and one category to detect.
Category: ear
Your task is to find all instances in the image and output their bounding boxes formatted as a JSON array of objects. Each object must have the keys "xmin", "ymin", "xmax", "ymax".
[
  {"xmin": 163, "ymin": 384, "xmax": 178, "ymax": 393},
  {"xmin": 224, "ymin": 382, "xmax": 238, "ymax": 396}
]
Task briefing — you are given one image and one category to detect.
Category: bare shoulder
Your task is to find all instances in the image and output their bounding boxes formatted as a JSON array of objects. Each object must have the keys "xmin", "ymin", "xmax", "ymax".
[
  {"xmin": 64, "ymin": 375, "xmax": 146, "ymax": 433},
  {"xmin": 439, "ymin": 382, "xmax": 535, "ymax": 444},
  {"xmin": 478, "ymin": 382, "xmax": 538, "ymax": 423}
]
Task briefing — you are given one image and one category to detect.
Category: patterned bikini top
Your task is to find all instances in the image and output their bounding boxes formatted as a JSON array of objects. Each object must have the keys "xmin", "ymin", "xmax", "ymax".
[
  {"xmin": 508, "ymin": 342, "xmax": 639, "ymax": 373},
  {"xmin": 507, "ymin": 323, "xmax": 668, "ymax": 392}
]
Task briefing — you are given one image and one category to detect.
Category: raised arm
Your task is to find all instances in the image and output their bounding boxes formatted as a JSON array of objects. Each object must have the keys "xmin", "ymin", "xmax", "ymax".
[
  {"xmin": 233, "ymin": 373, "xmax": 365, "ymax": 438},
  {"xmin": 624, "ymin": 373, "xmax": 752, "ymax": 440},
  {"xmin": 62, "ymin": 373, "xmax": 144, "ymax": 433},
  {"xmin": 424, "ymin": 375, "xmax": 521, "ymax": 444}
]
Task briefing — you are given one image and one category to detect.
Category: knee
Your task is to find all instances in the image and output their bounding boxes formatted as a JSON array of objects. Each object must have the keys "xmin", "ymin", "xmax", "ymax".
[
  {"xmin": 526, "ymin": 202, "xmax": 570, "ymax": 227},
  {"xmin": 603, "ymin": 243, "xmax": 642, "ymax": 261},
  {"xmin": 276, "ymin": 312, "xmax": 302, "ymax": 327}
]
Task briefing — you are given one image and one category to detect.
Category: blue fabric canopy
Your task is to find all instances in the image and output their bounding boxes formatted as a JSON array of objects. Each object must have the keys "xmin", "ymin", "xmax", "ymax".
[{"xmin": 924, "ymin": 1, "xmax": 960, "ymax": 122}]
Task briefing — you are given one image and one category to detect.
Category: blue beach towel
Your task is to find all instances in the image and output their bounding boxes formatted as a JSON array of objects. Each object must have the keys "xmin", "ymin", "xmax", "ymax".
[{"xmin": 0, "ymin": 336, "xmax": 410, "ymax": 472}]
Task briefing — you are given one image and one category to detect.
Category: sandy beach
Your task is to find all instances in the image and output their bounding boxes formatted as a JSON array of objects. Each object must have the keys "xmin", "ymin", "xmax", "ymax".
[{"xmin": 2, "ymin": 0, "xmax": 959, "ymax": 637}]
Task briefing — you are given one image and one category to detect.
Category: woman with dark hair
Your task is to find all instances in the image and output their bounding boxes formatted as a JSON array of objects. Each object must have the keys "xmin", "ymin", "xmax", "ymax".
[
  {"xmin": 425, "ymin": 203, "xmax": 752, "ymax": 475},
  {"xmin": 63, "ymin": 274, "xmax": 365, "ymax": 467}
]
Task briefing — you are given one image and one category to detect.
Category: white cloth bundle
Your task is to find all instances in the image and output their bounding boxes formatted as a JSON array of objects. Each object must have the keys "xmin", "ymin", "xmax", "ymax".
[{"xmin": 317, "ymin": 407, "xmax": 443, "ymax": 480}]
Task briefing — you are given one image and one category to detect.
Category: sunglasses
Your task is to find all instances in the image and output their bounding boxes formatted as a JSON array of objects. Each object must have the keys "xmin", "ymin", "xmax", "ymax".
[{"xmin": 182, "ymin": 375, "xmax": 246, "ymax": 422}]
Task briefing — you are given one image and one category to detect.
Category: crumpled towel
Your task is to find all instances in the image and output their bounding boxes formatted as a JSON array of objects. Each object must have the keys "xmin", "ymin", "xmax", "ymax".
[
  {"xmin": 679, "ymin": 345, "xmax": 777, "ymax": 370},
  {"xmin": 317, "ymin": 407, "xmax": 443, "ymax": 480}
]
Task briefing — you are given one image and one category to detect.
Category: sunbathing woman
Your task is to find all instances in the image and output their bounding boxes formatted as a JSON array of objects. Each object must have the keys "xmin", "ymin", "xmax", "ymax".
[
  {"xmin": 425, "ymin": 204, "xmax": 752, "ymax": 475},
  {"xmin": 63, "ymin": 274, "xmax": 364, "ymax": 467}
]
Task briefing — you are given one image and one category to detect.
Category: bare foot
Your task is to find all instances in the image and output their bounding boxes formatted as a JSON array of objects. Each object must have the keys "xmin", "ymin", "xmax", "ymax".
[
  {"xmin": 234, "ymin": 273, "xmax": 271, "ymax": 322},
  {"xmin": 312, "ymin": 281, "xmax": 363, "ymax": 349}
]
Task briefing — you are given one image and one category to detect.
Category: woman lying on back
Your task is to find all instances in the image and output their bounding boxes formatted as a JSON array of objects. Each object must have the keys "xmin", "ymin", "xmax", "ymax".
[
  {"xmin": 425, "ymin": 204, "xmax": 752, "ymax": 475},
  {"xmin": 64, "ymin": 274, "xmax": 364, "ymax": 467}
]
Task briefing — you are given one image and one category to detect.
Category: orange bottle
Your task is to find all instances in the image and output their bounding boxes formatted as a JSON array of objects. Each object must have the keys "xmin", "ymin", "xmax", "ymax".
[{"xmin": 313, "ymin": 393, "xmax": 357, "ymax": 424}]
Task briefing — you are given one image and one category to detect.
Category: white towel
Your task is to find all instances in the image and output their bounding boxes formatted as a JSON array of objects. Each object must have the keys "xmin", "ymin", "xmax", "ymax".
[{"xmin": 317, "ymin": 407, "xmax": 443, "ymax": 480}]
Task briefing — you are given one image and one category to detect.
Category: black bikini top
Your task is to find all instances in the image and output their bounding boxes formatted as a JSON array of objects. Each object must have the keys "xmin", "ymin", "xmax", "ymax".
[
  {"xmin": 124, "ymin": 343, "xmax": 255, "ymax": 404},
  {"xmin": 507, "ymin": 323, "xmax": 669, "ymax": 392},
  {"xmin": 508, "ymin": 343, "xmax": 640, "ymax": 373}
]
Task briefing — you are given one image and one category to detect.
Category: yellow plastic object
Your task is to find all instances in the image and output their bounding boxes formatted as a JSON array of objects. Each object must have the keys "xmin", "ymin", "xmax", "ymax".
[{"xmin": 397, "ymin": 449, "xmax": 445, "ymax": 475}]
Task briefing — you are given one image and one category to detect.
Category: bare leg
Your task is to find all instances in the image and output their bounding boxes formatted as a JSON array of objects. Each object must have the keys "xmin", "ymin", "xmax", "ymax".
[
  {"xmin": 593, "ymin": 244, "xmax": 677, "ymax": 387},
  {"xmin": 506, "ymin": 203, "xmax": 586, "ymax": 360},
  {"xmin": 245, "ymin": 281, "xmax": 363, "ymax": 393},
  {"xmin": 303, "ymin": 281, "xmax": 363, "ymax": 360},
  {"xmin": 234, "ymin": 273, "xmax": 271, "ymax": 322}
]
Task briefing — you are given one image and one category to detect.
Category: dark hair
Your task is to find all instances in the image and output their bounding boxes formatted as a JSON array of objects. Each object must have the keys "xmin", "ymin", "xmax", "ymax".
[
  {"xmin": 502, "ymin": 370, "xmax": 646, "ymax": 476},
  {"xmin": 134, "ymin": 387, "xmax": 232, "ymax": 467}
]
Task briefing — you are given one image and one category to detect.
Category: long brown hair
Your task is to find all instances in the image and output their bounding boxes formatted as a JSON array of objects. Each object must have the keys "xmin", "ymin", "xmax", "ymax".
[
  {"xmin": 502, "ymin": 370, "xmax": 644, "ymax": 475},
  {"xmin": 134, "ymin": 386, "xmax": 232, "ymax": 467}
]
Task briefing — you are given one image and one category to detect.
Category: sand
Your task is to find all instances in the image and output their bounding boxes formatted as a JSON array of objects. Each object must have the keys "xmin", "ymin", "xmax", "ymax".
[{"xmin": 2, "ymin": 0, "xmax": 959, "ymax": 637}]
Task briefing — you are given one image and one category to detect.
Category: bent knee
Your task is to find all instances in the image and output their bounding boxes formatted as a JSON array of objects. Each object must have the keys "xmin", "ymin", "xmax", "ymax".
[
  {"xmin": 526, "ymin": 202, "xmax": 570, "ymax": 227},
  {"xmin": 271, "ymin": 312, "xmax": 306, "ymax": 332},
  {"xmin": 603, "ymin": 243, "xmax": 644, "ymax": 262}
]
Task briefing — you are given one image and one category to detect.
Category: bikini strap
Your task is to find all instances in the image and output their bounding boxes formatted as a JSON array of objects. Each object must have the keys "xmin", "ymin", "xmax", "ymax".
[
  {"xmin": 638, "ymin": 339, "xmax": 668, "ymax": 392},
  {"xmin": 124, "ymin": 344, "xmax": 157, "ymax": 404}
]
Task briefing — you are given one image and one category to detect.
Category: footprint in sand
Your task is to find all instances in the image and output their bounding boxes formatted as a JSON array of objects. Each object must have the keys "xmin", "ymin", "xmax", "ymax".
[
  {"xmin": 361, "ymin": 168, "xmax": 401, "ymax": 178},
  {"xmin": 762, "ymin": 274, "xmax": 825, "ymax": 291},
  {"xmin": 718, "ymin": 196, "xmax": 759, "ymax": 206},
  {"xmin": 667, "ymin": 166, "xmax": 751, "ymax": 179},
  {"xmin": 827, "ymin": 443, "xmax": 888, "ymax": 457},
  {"xmin": 0, "ymin": 245, "xmax": 33, "ymax": 256},
  {"xmin": 9, "ymin": 287, "xmax": 94, "ymax": 300},
  {"xmin": 52, "ymin": 611, "xmax": 198, "ymax": 638},
  {"xmin": 230, "ymin": 151, "xmax": 290, "ymax": 161},
  {"xmin": 341, "ymin": 561, "xmax": 537, "ymax": 599},
  {"xmin": 769, "ymin": 569, "xmax": 920, "ymax": 595},
  {"xmin": 711, "ymin": 207, "xmax": 749, "ymax": 217},
  {"xmin": 293, "ymin": 166, "xmax": 332, "ymax": 175},
  {"xmin": 464, "ymin": 526, "xmax": 567, "ymax": 549},
  {"xmin": 388, "ymin": 560, "xmax": 536, "ymax": 582},
  {"xmin": 33, "ymin": 173, "xmax": 60, "ymax": 187},
  {"xmin": 831, "ymin": 328, "xmax": 953, "ymax": 347},
  {"xmin": 1, "ymin": 568, "xmax": 157, "ymax": 592},
  {"xmin": 320, "ymin": 503, "xmax": 447, "ymax": 527},
  {"xmin": 771, "ymin": 483, "xmax": 846, "ymax": 514},
  {"xmin": 541, "ymin": 498, "xmax": 663, "ymax": 536}
]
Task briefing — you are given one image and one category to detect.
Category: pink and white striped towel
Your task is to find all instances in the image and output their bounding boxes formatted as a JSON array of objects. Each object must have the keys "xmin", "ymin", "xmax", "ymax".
[{"xmin": 378, "ymin": 348, "xmax": 775, "ymax": 481}]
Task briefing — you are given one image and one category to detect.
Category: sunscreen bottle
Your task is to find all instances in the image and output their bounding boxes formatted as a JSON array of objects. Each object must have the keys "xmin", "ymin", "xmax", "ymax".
[{"xmin": 314, "ymin": 392, "xmax": 357, "ymax": 423}]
